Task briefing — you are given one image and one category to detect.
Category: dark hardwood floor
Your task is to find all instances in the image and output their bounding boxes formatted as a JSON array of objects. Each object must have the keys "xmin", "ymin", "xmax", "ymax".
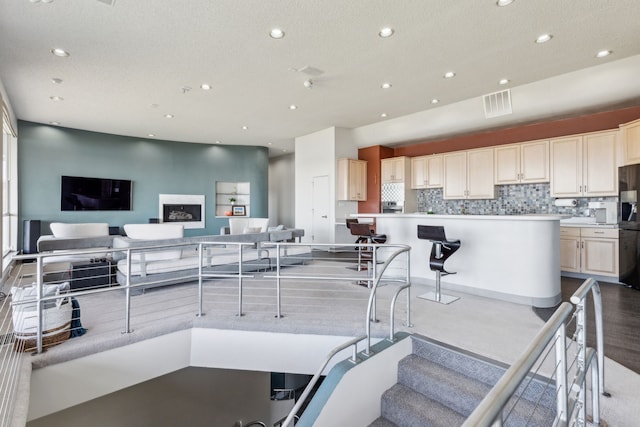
[{"xmin": 534, "ymin": 277, "xmax": 640, "ymax": 375}]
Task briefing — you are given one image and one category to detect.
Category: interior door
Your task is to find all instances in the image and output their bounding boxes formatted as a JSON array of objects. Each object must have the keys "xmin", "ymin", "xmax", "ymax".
[{"xmin": 312, "ymin": 175, "xmax": 331, "ymax": 243}]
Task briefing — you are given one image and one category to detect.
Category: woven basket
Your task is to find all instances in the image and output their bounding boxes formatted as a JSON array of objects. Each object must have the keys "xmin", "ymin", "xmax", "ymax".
[{"xmin": 12, "ymin": 298, "xmax": 72, "ymax": 352}]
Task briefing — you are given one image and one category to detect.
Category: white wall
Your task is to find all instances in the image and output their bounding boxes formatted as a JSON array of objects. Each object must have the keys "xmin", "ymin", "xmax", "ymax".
[
  {"xmin": 268, "ymin": 153, "xmax": 295, "ymax": 228},
  {"xmin": 27, "ymin": 367, "xmax": 273, "ymax": 427},
  {"xmin": 28, "ymin": 329, "xmax": 358, "ymax": 423},
  {"xmin": 294, "ymin": 127, "xmax": 358, "ymax": 243}
]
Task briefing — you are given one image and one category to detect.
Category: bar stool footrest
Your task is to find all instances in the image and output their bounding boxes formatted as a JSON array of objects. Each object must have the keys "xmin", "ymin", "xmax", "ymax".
[{"xmin": 418, "ymin": 291, "xmax": 460, "ymax": 305}]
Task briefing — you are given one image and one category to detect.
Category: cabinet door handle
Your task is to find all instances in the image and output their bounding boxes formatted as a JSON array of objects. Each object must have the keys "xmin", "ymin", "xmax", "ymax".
[
  {"xmin": 581, "ymin": 241, "xmax": 584, "ymax": 248},
  {"xmin": 576, "ymin": 241, "xmax": 580, "ymax": 248},
  {"xmin": 594, "ymin": 231, "xmax": 605, "ymax": 234}
]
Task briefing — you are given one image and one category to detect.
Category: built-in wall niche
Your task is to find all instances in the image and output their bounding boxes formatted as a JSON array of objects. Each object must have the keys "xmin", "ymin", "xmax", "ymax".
[
  {"xmin": 215, "ymin": 181, "xmax": 250, "ymax": 217},
  {"xmin": 158, "ymin": 194, "xmax": 205, "ymax": 229}
]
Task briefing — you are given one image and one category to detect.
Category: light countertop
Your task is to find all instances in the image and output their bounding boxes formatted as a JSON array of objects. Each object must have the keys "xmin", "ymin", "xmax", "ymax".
[{"xmin": 356, "ymin": 213, "xmax": 567, "ymax": 221}]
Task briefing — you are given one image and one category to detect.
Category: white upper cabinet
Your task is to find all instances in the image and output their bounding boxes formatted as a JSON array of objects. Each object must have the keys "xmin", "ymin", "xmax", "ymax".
[
  {"xmin": 381, "ymin": 156, "xmax": 408, "ymax": 183},
  {"xmin": 410, "ymin": 154, "xmax": 443, "ymax": 189},
  {"xmin": 443, "ymin": 148, "xmax": 495, "ymax": 199},
  {"xmin": 443, "ymin": 151, "xmax": 468, "ymax": 199},
  {"xmin": 550, "ymin": 130, "xmax": 617, "ymax": 197},
  {"xmin": 583, "ymin": 131, "xmax": 618, "ymax": 196},
  {"xmin": 495, "ymin": 140, "xmax": 549, "ymax": 185},
  {"xmin": 621, "ymin": 118, "xmax": 640, "ymax": 165},
  {"xmin": 337, "ymin": 158, "xmax": 367, "ymax": 201}
]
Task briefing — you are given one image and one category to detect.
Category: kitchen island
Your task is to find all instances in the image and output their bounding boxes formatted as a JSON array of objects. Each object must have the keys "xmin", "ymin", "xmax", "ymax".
[{"xmin": 356, "ymin": 213, "xmax": 563, "ymax": 308}]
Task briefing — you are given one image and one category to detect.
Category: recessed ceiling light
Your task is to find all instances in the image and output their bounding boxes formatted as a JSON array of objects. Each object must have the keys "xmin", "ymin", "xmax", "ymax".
[
  {"xmin": 268, "ymin": 142, "xmax": 273, "ymax": 145},
  {"xmin": 499, "ymin": 78, "xmax": 510, "ymax": 85},
  {"xmin": 148, "ymin": 133, "xmax": 155, "ymax": 137},
  {"xmin": 595, "ymin": 50, "xmax": 612, "ymax": 58},
  {"xmin": 269, "ymin": 28, "xmax": 285, "ymax": 39},
  {"xmin": 496, "ymin": 0, "xmax": 514, "ymax": 6},
  {"xmin": 380, "ymin": 113, "xmax": 388, "ymax": 118},
  {"xmin": 51, "ymin": 78, "xmax": 63, "ymax": 84},
  {"xmin": 49, "ymin": 96, "xmax": 63, "ymax": 101},
  {"xmin": 49, "ymin": 121, "xmax": 60, "ymax": 125},
  {"xmin": 215, "ymin": 140, "xmax": 221, "ymax": 144},
  {"xmin": 282, "ymin": 149, "xmax": 287, "ymax": 152},
  {"xmin": 51, "ymin": 48, "xmax": 69, "ymax": 57},
  {"xmin": 381, "ymin": 82, "xmax": 392, "ymax": 89},
  {"xmin": 535, "ymin": 34, "xmax": 553, "ymax": 44},
  {"xmin": 200, "ymin": 83, "xmax": 211, "ymax": 90},
  {"xmin": 289, "ymin": 104, "xmax": 297, "ymax": 110},
  {"xmin": 242, "ymin": 125, "xmax": 248, "ymax": 130},
  {"xmin": 164, "ymin": 114, "xmax": 174, "ymax": 119},
  {"xmin": 431, "ymin": 98, "xmax": 440, "ymax": 104},
  {"xmin": 378, "ymin": 27, "xmax": 394, "ymax": 38},
  {"xmin": 444, "ymin": 71, "xmax": 456, "ymax": 79}
]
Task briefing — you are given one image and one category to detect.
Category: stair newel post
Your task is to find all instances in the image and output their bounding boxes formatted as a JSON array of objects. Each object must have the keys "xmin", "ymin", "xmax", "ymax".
[
  {"xmin": 555, "ymin": 322, "xmax": 569, "ymax": 424},
  {"xmin": 590, "ymin": 284, "xmax": 606, "ymax": 396},
  {"xmin": 590, "ymin": 356, "xmax": 601, "ymax": 426}
]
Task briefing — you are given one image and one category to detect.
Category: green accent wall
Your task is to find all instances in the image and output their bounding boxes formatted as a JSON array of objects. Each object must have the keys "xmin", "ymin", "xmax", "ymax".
[{"xmin": 18, "ymin": 121, "xmax": 268, "ymax": 238}]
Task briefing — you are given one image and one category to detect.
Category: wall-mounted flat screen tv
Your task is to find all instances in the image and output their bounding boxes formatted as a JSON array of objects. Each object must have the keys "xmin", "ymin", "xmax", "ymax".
[{"xmin": 61, "ymin": 175, "xmax": 132, "ymax": 211}]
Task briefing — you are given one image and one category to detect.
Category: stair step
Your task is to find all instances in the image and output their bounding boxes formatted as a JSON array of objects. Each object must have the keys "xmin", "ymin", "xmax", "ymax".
[
  {"xmin": 381, "ymin": 384, "xmax": 466, "ymax": 427},
  {"xmin": 368, "ymin": 416, "xmax": 397, "ymax": 427},
  {"xmin": 412, "ymin": 336, "xmax": 507, "ymax": 387},
  {"xmin": 398, "ymin": 353, "xmax": 491, "ymax": 417},
  {"xmin": 411, "ymin": 336, "xmax": 557, "ymax": 410}
]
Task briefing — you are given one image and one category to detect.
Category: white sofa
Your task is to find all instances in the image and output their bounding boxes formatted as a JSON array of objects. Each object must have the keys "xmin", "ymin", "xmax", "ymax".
[
  {"xmin": 35, "ymin": 223, "xmax": 115, "ymax": 285},
  {"xmin": 112, "ymin": 224, "xmax": 309, "ymax": 292},
  {"xmin": 37, "ymin": 223, "xmax": 114, "ymax": 257},
  {"xmin": 228, "ymin": 217, "xmax": 269, "ymax": 234},
  {"xmin": 220, "ymin": 217, "xmax": 271, "ymax": 235}
]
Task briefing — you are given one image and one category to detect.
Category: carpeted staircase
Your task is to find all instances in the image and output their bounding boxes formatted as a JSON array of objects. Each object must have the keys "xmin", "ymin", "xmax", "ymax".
[{"xmin": 369, "ymin": 336, "xmax": 557, "ymax": 427}]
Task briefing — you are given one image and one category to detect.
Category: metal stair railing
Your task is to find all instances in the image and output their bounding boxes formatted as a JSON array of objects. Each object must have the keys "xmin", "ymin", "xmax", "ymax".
[
  {"xmin": 2, "ymin": 241, "xmax": 412, "ymax": 426},
  {"xmin": 463, "ymin": 277, "xmax": 606, "ymax": 427},
  {"xmin": 279, "ymin": 335, "xmax": 366, "ymax": 427},
  {"xmin": 275, "ymin": 243, "xmax": 412, "ymax": 427}
]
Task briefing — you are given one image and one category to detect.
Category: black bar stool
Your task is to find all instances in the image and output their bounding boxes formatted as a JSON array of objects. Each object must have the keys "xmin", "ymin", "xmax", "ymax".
[
  {"xmin": 417, "ymin": 225, "xmax": 461, "ymax": 304},
  {"xmin": 346, "ymin": 220, "xmax": 387, "ymax": 288}
]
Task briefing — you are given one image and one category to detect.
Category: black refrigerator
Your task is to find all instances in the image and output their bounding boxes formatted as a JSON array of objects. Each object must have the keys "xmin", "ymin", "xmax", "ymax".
[{"xmin": 618, "ymin": 165, "xmax": 640, "ymax": 289}]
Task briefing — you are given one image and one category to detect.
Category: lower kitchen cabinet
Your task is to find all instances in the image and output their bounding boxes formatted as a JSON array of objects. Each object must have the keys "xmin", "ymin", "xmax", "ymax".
[{"xmin": 560, "ymin": 226, "xmax": 618, "ymax": 277}]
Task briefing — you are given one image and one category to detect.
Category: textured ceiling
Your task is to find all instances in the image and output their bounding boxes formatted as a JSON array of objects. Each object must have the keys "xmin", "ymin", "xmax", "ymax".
[{"xmin": 1, "ymin": 0, "xmax": 640, "ymax": 156}]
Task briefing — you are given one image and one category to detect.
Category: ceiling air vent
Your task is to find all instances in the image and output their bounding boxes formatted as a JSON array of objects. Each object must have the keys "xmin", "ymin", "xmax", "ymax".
[{"xmin": 483, "ymin": 89, "xmax": 512, "ymax": 118}]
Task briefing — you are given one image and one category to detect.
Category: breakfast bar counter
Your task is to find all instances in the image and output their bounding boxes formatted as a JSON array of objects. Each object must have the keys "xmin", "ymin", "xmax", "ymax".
[{"xmin": 356, "ymin": 213, "xmax": 563, "ymax": 308}]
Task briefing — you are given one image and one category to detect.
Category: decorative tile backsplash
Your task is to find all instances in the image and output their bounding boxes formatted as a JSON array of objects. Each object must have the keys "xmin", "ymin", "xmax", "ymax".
[{"xmin": 415, "ymin": 183, "xmax": 617, "ymax": 216}]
